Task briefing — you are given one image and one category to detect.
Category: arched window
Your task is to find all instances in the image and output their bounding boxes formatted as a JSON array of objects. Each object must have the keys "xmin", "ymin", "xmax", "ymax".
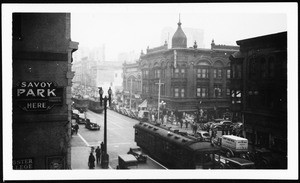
[{"xmin": 213, "ymin": 60, "xmax": 223, "ymax": 79}]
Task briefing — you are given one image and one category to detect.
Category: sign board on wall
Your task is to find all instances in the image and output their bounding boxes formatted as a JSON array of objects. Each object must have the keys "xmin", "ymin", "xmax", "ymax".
[
  {"xmin": 13, "ymin": 158, "xmax": 34, "ymax": 169},
  {"xmin": 13, "ymin": 81, "xmax": 63, "ymax": 111}
]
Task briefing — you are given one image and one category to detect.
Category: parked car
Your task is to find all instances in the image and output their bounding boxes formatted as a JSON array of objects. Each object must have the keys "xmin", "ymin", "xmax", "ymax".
[
  {"xmin": 220, "ymin": 120, "xmax": 233, "ymax": 127},
  {"xmin": 203, "ymin": 121, "xmax": 215, "ymax": 130},
  {"xmin": 127, "ymin": 147, "xmax": 147, "ymax": 163},
  {"xmin": 72, "ymin": 109, "xmax": 86, "ymax": 124},
  {"xmin": 196, "ymin": 131, "xmax": 211, "ymax": 142},
  {"xmin": 85, "ymin": 120, "xmax": 100, "ymax": 130}
]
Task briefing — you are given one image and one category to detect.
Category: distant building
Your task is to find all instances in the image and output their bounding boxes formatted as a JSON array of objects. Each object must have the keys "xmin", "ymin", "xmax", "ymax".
[
  {"xmin": 122, "ymin": 60, "xmax": 142, "ymax": 109},
  {"xmin": 230, "ymin": 32, "xmax": 287, "ymax": 168},
  {"xmin": 72, "ymin": 57, "xmax": 123, "ymax": 98},
  {"xmin": 123, "ymin": 19, "xmax": 238, "ymax": 121},
  {"xmin": 13, "ymin": 13, "xmax": 78, "ymax": 169}
]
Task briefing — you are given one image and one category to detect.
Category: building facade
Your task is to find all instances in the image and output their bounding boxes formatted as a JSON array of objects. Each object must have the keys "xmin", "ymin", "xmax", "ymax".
[
  {"xmin": 122, "ymin": 61, "xmax": 142, "ymax": 109},
  {"xmin": 230, "ymin": 32, "xmax": 287, "ymax": 168},
  {"xmin": 12, "ymin": 13, "xmax": 78, "ymax": 169},
  {"xmin": 135, "ymin": 20, "xmax": 238, "ymax": 120}
]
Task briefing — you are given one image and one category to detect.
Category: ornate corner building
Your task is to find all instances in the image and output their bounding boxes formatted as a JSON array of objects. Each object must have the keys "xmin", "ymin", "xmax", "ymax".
[
  {"xmin": 123, "ymin": 19, "xmax": 239, "ymax": 121},
  {"xmin": 12, "ymin": 13, "xmax": 78, "ymax": 169}
]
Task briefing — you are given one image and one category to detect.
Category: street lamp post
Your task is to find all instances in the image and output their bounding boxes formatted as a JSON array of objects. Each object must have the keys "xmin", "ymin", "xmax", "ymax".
[{"xmin": 99, "ymin": 86, "xmax": 112, "ymax": 169}]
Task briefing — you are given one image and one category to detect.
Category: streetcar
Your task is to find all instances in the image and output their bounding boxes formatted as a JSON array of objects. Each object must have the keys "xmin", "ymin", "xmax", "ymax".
[
  {"xmin": 87, "ymin": 97, "xmax": 104, "ymax": 114},
  {"xmin": 72, "ymin": 97, "xmax": 89, "ymax": 113},
  {"xmin": 133, "ymin": 122, "xmax": 222, "ymax": 169}
]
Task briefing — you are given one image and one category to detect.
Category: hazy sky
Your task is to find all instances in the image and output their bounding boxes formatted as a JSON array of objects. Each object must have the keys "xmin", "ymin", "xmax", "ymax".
[
  {"xmin": 3, "ymin": 3, "xmax": 294, "ymax": 61},
  {"xmin": 69, "ymin": 3, "xmax": 289, "ymax": 61}
]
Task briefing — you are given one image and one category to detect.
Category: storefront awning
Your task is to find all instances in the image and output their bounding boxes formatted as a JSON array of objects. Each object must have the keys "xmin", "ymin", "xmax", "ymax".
[{"xmin": 138, "ymin": 100, "xmax": 147, "ymax": 108}]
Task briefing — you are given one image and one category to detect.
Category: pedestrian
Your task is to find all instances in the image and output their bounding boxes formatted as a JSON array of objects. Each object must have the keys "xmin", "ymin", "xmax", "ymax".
[
  {"xmin": 180, "ymin": 119, "xmax": 183, "ymax": 128},
  {"xmin": 90, "ymin": 146, "xmax": 95, "ymax": 154},
  {"xmin": 95, "ymin": 146, "xmax": 101, "ymax": 164},
  {"xmin": 88, "ymin": 152, "xmax": 95, "ymax": 169},
  {"xmin": 185, "ymin": 120, "xmax": 189, "ymax": 128},
  {"xmin": 74, "ymin": 124, "xmax": 79, "ymax": 134}
]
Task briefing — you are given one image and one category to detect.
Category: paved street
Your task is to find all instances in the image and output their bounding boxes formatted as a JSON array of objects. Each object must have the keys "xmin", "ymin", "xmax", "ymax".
[
  {"xmin": 71, "ymin": 109, "xmax": 142, "ymax": 169},
  {"xmin": 70, "ymin": 108, "xmax": 195, "ymax": 169}
]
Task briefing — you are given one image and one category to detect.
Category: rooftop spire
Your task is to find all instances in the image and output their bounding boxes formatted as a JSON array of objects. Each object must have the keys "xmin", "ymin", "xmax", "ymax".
[
  {"xmin": 172, "ymin": 15, "xmax": 187, "ymax": 48},
  {"xmin": 178, "ymin": 13, "xmax": 181, "ymax": 26}
]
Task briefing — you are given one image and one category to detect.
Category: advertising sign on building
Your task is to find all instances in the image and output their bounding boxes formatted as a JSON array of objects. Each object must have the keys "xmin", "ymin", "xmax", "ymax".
[
  {"xmin": 13, "ymin": 158, "xmax": 34, "ymax": 169},
  {"xmin": 14, "ymin": 81, "xmax": 63, "ymax": 111}
]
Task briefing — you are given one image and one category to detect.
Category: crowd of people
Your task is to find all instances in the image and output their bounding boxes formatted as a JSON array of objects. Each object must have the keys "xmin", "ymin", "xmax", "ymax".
[{"xmin": 146, "ymin": 108, "xmax": 207, "ymax": 135}]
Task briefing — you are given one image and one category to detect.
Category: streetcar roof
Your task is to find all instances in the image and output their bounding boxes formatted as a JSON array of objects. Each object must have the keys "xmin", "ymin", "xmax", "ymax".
[
  {"xmin": 189, "ymin": 141, "xmax": 220, "ymax": 152},
  {"xmin": 134, "ymin": 122, "xmax": 193, "ymax": 146}
]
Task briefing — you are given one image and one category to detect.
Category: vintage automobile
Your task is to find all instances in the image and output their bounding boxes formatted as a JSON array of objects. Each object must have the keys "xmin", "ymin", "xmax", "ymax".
[
  {"xmin": 85, "ymin": 120, "xmax": 100, "ymax": 130},
  {"xmin": 117, "ymin": 154, "xmax": 138, "ymax": 169},
  {"xmin": 196, "ymin": 131, "xmax": 211, "ymax": 142},
  {"xmin": 127, "ymin": 147, "xmax": 147, "ymax": 163},
  {"xmin": 72, "ymin": 109, "xmax": 86, "ymax": 124},
  {"xmin": 220, "ymin": 120, "xmax": 233, "ymax": 127}
]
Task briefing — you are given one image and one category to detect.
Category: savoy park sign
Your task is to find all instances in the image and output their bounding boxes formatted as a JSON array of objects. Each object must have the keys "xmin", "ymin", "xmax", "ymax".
[{"xmin": 14, "ymin": 81, "xmax": 63, "ymax": 111}]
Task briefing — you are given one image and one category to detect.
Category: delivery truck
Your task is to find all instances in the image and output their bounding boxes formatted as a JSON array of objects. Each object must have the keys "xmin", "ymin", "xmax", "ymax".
[{"xmin": 221, "ymin": 135, "xmax": 249, "ymax": 158}]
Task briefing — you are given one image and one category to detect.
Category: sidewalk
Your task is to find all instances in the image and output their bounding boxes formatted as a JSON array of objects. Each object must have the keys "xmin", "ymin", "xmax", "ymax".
[{"xmin": 71, "ymin": 145, "xmax": 112, "ymax": 170}]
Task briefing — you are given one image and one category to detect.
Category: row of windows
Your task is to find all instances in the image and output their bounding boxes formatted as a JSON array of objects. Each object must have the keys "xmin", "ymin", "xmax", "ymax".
[
  {"xmin": 125, "ymin": 79, "xmax": 142, "ymax": 91},
  {"xmin": 142, "ymin": 68, "xmax": 231, "ymax": 79},
  {"xmin": 143, "ymin": 86, "xmax": 231, "ymax": 98}
]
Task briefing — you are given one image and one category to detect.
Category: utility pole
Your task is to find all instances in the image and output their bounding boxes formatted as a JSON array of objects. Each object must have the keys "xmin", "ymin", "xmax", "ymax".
[
  {"xmin": 155, "ymin": 79, "xmax": 164, "ymax": 123},
  {"xmin": 130, "ymin": 78, "xmax": 133, "ymax": 109}
]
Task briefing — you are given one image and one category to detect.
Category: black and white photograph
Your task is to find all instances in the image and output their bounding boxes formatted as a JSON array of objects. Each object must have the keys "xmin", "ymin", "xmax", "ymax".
[{"xmin": 2, "ymin": 2, "xmax": 298, "ymax": 181}]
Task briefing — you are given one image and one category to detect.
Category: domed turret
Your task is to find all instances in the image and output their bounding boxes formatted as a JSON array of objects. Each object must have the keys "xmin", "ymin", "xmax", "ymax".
[{"xmin": 171, "ymin": 17, "xmax": 187, "ymax": 48}]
